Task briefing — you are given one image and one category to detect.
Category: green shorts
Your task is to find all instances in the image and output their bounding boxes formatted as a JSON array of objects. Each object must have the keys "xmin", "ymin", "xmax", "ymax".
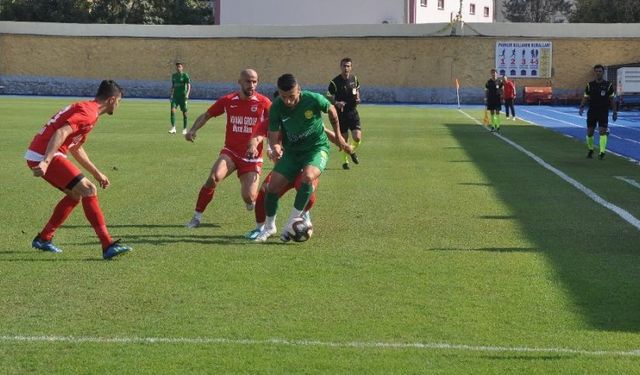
[
  {"xmin": 171, "ymin": 97, "xmax": 188, "ymax": 113},
  {"xmin": 273, "ymin": 148, "xmax": 329, "ymax": 182}
]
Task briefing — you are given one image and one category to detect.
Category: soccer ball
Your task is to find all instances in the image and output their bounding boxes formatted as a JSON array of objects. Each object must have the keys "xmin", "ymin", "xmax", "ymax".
[{"xmin": 287, "ymin": 217, "xmax": 313, "ymax": 242}]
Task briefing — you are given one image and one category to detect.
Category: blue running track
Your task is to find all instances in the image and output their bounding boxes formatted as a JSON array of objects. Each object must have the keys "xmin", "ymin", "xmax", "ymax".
[{"xmin": 516, "ymin": 106, "xmax": 640, "ymax": 162}]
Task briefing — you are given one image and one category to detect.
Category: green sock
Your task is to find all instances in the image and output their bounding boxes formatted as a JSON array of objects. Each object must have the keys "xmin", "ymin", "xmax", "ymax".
[
  {"xmin": 599, "ymin": 134, "xmax": 608, "ymax": 153},
  {"xmin": 265, "ymin": 192, "xmax": 279, "ymax": 217},
  {"xmin": 293, "ymin": 183, "xmax": 313, "ymax": 211},
  {"xmin": 495, "ymin": 114, "xmax": 501, "ymax": 128},
  {"xmin": 183, "ymin": 114, "xmax": 188, "ymax": 129},
  {"xmin": 170, "ymin": 112, "xmax": 176, "ymax": 126},
  {"xmin": 491, "ymin": 114, "xmax": 497, "ymax": 127},
  {"xmin": 351, "ymin": 139, "xmax": 361, "ymax": 151},
  {"xmin": 342, "ymin": 151, "xmax": 349, "ymax": 163},
  {"xmin": 586, "ymin": 135, "xmax": 594, "ymax": 150}
]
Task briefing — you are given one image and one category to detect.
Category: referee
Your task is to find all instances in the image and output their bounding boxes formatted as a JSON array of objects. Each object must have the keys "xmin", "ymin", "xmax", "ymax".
[
  {"xmin": 579, "ymin": 64, "xmax": 618, "ymax": 160},
  {"xmin": 327, "ymin": 57, "xmax": 361, "ymax": 170}
]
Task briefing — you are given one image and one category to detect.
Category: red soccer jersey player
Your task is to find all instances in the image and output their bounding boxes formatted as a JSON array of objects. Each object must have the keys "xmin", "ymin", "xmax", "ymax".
[
  {"xmin": 25, "ymin": 80, "xmax": 131, "ymax": 259},
  {"xmin": 184, "ymin": 69, "xmax": 272, "ymax": 228}
]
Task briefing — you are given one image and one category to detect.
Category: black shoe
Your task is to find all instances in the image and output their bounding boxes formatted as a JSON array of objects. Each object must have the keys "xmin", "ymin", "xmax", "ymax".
[
  {"xmin": 342, "ymin": 163, "xmax": 350, "ymax": 170},
  {"xmin": 598, "ymin": 152, "xmax": 605, "ymax": 160},
  {"xmin": 587, "ymin": 150, "xmax": 594, "ymax": 159},
  {"xmin": 350, "ymin": 153, "xmax": 359, "ymax": 165}
]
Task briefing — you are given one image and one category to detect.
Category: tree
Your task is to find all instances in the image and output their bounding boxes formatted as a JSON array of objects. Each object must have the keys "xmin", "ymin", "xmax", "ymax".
[
  {"xmin": 503, "ymin": 0, "xmax": 574, "ymax": 23},
  {"xmin": 571, "ymin": 0, "xmax": 640, "ymax": 23},
  {"xmin": 0, "ymin": 0, "xmax": 213, "ymax": 24},
  {"xmin": 0, "ymin": 0, "xmax": 92, "ymax": 23}
]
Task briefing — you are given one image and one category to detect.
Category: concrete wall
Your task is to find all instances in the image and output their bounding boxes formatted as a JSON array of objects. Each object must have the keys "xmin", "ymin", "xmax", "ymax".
[{"xmin": 1, "ymin": 21, "xmax": 639, "ymax": 103}]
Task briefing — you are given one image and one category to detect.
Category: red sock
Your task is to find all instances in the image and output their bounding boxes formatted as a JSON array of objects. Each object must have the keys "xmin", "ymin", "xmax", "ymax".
[
  {"xmin": 195, "ymin": 186, "xmax": 215, "ymax": 213},
  {"xmin": 304, "ymin": 192, "xmax": 316, "ymax": 211},
  {"xmin": 255, "ymin": 188, "xmax": 266, "ymax": 223},
  {"xmin": 81, "ymin": 195, "xmax": 112, "ymax": 250},
  {"xmin": 40, "ymin": 195, "xmax": 80, "ymax": 241}
]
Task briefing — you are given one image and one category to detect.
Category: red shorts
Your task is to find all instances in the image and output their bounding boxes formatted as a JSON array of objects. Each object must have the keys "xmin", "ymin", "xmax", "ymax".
[
  {"xmin": 27, "ymin": 156, "xmax": 84, "ymax": 191},
  {"xmin": 220, "ymin": 148, "xmax": 262, "ymax": 177}
]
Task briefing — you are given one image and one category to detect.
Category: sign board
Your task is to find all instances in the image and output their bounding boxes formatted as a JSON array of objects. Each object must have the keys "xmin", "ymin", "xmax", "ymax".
[{"xmin": 496, "ymin": 41, "xmax": 552, "ymax": 78}]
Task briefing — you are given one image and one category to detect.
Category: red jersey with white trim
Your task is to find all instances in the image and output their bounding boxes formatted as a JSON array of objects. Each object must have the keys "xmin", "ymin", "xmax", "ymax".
[
  {"xmin": 206, "ymin": 92, "xmax": 271, "ymax": 159},
  {"xmin": 26, "ymin": 100, "xmax": 100, "ymax": 159}
]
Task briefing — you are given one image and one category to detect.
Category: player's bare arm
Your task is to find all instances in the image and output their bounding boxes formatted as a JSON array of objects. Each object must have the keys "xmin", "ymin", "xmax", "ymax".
[
  {"xmin": 186, "ymin": 83, "xmax": 191, "ymax": 99},
  {"xmin": 327, "ymin": 106, "xmax": 348, "ymax": 151},
  {"xmin": 246, "ymin": 134, "xmax": 264, "ymax": 159},
  {"xmin": 185, "ymin": 111, "xmax": 213, "ymax": 142},
  {"xmin": 324, "ymin": 127, "xmax": 354, "ymax": 154},
  {"xmin": 32, "ymin": 124, "xmax": 73, "ymax": 177},
  {"xmin": 70, "ymin": 145, "xmax": 110, "ymax": 189},
  {"xmin": 268, "ymin": 130, "xmax": 283, "ymax": 161}
]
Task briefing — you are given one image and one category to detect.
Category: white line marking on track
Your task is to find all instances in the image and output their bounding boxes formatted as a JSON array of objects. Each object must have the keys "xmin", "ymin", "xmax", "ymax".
[
  {"xmin": 1, "ymin": 335, "xmax": 640, "ymax": 357},
  {"xmin": 520, "ymin": 109, "xmax": 640, "ymax": 146},
  {"xmin": 543, "ymin": 108, "xmax": 640, "ymax": 134},
  {"xmin": 615, "ymin": 176, "xmax": 640, "ymax": 190},
  {"xmin": 459, "ymin": 109, "xmax": 640, "ymax": 231}
]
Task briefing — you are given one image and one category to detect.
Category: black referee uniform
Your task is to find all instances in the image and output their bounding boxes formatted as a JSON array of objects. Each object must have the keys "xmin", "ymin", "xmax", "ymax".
[
  {"xmin": 328, "ymin": 74, "xmax": 360, "ymax": 134},
  {"xmin": 584, "ymin": 79, "xmax": 615, "ymax": 129},
  {"xmin": 485, "ymin": 78, "xmax": 503, "ymax": 112}
]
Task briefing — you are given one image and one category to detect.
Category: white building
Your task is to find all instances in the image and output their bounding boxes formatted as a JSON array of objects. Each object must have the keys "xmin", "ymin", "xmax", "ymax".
[{"xmin": 214, "ymin": 0, "xmax": 495, "ymax": 25}]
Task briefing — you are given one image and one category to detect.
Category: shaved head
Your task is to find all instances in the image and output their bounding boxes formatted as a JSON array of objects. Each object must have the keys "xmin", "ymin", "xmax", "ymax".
[
  {"xmin": 240, "ymin": 69, "xmax": 258, "ymax": 80},
  {"xmin": 238, "ymin": 68, "xmax": 259, "ymax": 98}
]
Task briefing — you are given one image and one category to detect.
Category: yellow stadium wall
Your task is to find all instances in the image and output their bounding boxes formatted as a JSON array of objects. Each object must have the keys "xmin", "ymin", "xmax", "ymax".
[{"xmin": 1, "ymin": 22, "xmax": 639, "ymax": 102}]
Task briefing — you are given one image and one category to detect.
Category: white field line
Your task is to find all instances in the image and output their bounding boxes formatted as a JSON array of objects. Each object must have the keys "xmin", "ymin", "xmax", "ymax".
[
  {"xmin": 1, "ymin": 335, "xmax": 640, "ymax": 357},
  {"xmin": 615, "ymin": 176, "xmax": 640, "ymax": 190},
  {"xmin": 459, "ymin": 109, "xmax": 640, "ymax": 231}
]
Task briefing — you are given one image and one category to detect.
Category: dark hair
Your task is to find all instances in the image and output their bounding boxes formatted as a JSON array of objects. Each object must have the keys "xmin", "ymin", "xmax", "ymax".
[
  {"xmin": 176, "ymin": 62, "xmax": 183, "ymax": 66},
  {"xmin": 593, "ymin": 64, "xmax": 604, "ymax": 71},
  {"xmin": 490, "ymin": 68, "xmax": 497, "ymax": 73},
  {"xmin": 95, "ymin": 80, "xmax": 123, "ymax": 100},
  {"xmin": 340, "ymin": 57, "xmax": 352, "ymax": 66},
  {"xmin": 277, "ymin": 74, "xmax": 297, "ymax": 91}
]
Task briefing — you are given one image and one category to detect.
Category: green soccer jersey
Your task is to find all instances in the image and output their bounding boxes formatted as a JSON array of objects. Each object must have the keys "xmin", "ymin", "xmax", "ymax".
[
  {"xmin": 269, "ymin": 91, "xmax": 331, "ymax": 153},
  {"xmin": 171, "ymin": 72, "xmax": 190, "ymax": 98}
]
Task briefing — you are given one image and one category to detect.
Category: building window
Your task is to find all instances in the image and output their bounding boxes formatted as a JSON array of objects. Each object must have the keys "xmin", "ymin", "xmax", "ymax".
[
  {"xmin": 484, "ymin": 6, "xmax": 490, "ymax": 17},
  {"xmin": 420, "ymin": 0, "xmax": 427, "ymax": 7},
  {"xmin": 437, "ymin": 0, "xmax": 444, "ymax": 10},
  {"xmin": 470, "ymin": 3, "xmax": 475, "ymax": 15}
]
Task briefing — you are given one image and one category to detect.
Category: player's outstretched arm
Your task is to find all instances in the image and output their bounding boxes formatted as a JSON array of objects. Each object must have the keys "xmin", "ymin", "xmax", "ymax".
[
  {"xmin": 185, "ymin": 111, "xmax": 213, "ymax": 142},
  {"xmin": 70, "ymin": 145, "xmax": 109, "ymax": 189},
  {"xmin": 324, "ymin": 127, "xmax": 353, "ymax": 154}
]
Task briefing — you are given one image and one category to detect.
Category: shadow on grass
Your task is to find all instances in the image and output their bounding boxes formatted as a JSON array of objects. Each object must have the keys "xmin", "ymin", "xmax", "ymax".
[
  {"xmin": 0, "ymin": 257, "xmax": 105, "ymax": 262},
  {"xmin": 448, "ymin": 122, "xmax": 640, "ymax": 332},
  {"xmin": 61, "ymin": 223, "xmax": 221, "ymax": 229},
  {"xmin": 64, "ymin": 234, "xmax": 291, "ymax": 247},
  {"xmin": 428, "ymin": 247, "xmax": 538, "ymax": 253},
  {"xmin": 481, "ymin": 355, "xmax": 567, "ymax": 361}
]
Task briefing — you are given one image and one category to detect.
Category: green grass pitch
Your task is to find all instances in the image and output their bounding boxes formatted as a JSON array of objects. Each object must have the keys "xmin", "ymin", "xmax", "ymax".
[{"xmin": 1, "ymin": 97, "xmax": 640, "ymax": 373}]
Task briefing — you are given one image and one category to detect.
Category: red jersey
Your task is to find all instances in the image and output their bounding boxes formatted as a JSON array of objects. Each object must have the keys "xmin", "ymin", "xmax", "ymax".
[
  {"xmin": 207, "ymin": 92, "xmax": 271, "ymax": 160},
  {"xmin": 25, "ymin": 100, "xmax": 100, "ymax": 161},
  {"xmin": 503, "ymin": 81, "xmax": 516, "ymax": 100}
]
